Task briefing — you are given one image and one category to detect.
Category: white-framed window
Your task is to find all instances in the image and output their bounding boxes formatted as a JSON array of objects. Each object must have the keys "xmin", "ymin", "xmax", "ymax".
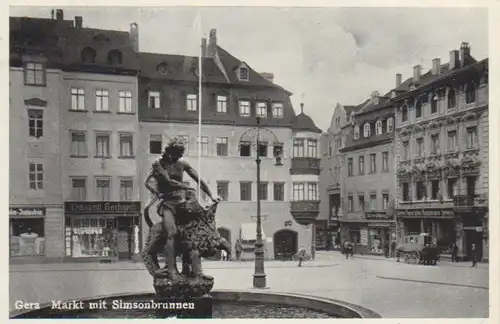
[
  {"xmin": 258, "ymin": 182, "xmax": 268, "ymax": 201},
  {"xmin": 363, "ymin": 123, "xmax": 371, "ymax": 137},
  {"xmin": 354, "ymin": 125, "xmax": 360, "ymax": 140},
  {"xmin": 382, "ymin": 152, "xmax": 389, "ymax": 172},
  {"xmin": 71, "ymin": 88, "xmax": 85, "ymax": 111},
  {"xmin": 387, "ymin": 117, "xmax": 394, "ymax": 132},
  {"xmin": 293, "ymin": 139, "xmax": 305, "ymax": 157},
  {"xmin": 293, "ymin": 183, "xmax": 305, "ymax": 201},
  {"xmin": 273, "ymin": 182, "xmax": 285, "ymax": 201},
  {"xmin": 272, "ymin": 103, "xmax": 284, "ymax": 118},
  {"xmin": 28, "ymin": 109, "xmax": 43, "ymax": 138},
  {"xmin": 416, "ymin": 138, "xmax": 424, "ymax": 157},
  {"xmin": 307, "ymin": 139, "xmax": 317, "ymax": 157},
  {"xmin": 307, "ymin": 183, "xmax": 318, "ymax": 200},
  {"xmin": 382, "ymin": 193, "xmax": 389, "ymax": 210},
  {"xmin": 71, "ymin": 177, "xmax": 87, "ymax": 201},
  {"xmin": 358, "ymin": 156, "xmax": 365, "ymax": 175},
  {"xmin": 119, "ymin": 133, "xmax": 134, "ymax": 157},
  {"xmin": 239, "ymin": 67, "xmax": 249, "ymax": 81},
  {"xmin": 119, "ymin": 90, "xmax": 133, "ymax": 113},
  {"xmin": 24, "ymin": 62, "xmax": 45, "ymax": 86},
  {"xmin": 95, "ymin": 89, "xmax": 109, "ymax": 112},
  {"xmin": 239, "ymin": 101, "xmax": 250, "ymax": 117},
  {"xmin": 370, "ymin": 153, "xmax": 376, "ymax": 173},
  {"xmin": 240, "ymin": 182, "xmax": 252, "ymax": 201},
  {"xmin": 216, "ymin": 96, "xmax": 227, "ymax": 113},
  {"xmin": 29, "ymin": 163, "xmax": 44, "ymax": 190},
  {"xmin": 95, "ymin": 133, "xmax": 110, "ymax": 157},
  {"xmin": 216, "ymin": 137, "xmax": 228, "ymax": 156},
  {"xmin": 369, "ymin": 194, "xmax": 377, "ymax": 210},
  {"xmin": 148, "ymin": 91, "xmax": 160, "ymax": 109},
  {"xmin": 187, "ymin": 94, "xmax": 197, "ymax": 111},
  {"xmin": 198, "ymin": 136, "xmax": 209, "ymax": 156},
  {"xmin": 96, "ymin": 177, "xmax": 111, "ymax": 201},
  {"xmin": 70, "ymin": 131, "xmax": 87, "ymax": 157},
  {"xmin": 375, "ymin": 120, "xmax": 383, "ymax": 135},
  {"xmin": 256, "ymin": 102, "xmax": 267, "ymax": 118},
  {"xmin": 120, "ymin": 179, "xmax": 133, "ymax": 201}
]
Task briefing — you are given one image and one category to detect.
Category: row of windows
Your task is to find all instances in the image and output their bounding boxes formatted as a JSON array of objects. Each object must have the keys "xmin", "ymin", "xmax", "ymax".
[
  {"xmin": 70, "ymin": 131, "xmax": 134, "ymax": 158},
  {"xmin": 346, "ymin": 192, "xmax": 390, "ymax": 212},
  {"xmin": 292, "ymin": 139, "xmax": 318, "ymax": 158},
  {"xmin": 354, "ymin": 117, "xmax": 394, "ymax": 140},
  {"xmin": 215, "ymin": 181, "xmax": 285, "ymax": 201},
  {"xmin": 70, "ymin": 88, "xmax": 133, "ymax": 113},
  {"xmin": 327, "ymin": 137, "xmax": 343, "ymax": 157},
  {"xmin": 399, "ymin": 175, "xmax": 477, "ymax": 202},
  {"xmin": 347, "ymin": 152, "xmax": 390, "ymax": 176},
  {"xmin": 69, "ymin": 177, "xmax": 133, "ymax": 201},
  {"xmin": 400, "ymin": 126, "xmax": 477, "ymax": 160}
]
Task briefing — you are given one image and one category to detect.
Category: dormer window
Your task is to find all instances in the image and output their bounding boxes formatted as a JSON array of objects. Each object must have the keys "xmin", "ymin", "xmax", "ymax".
[
  {"xmin": 387, "ymin": 117, "xmax": 394, "ymax": 132},
  {"xmin": 107, "ymin": 49, "xmax": 123, "ymax": 65},
  {"xmin": 354, "ymin": 125, "xmax": 360, "ymax": 140},
  {"xmin": 363, "ymin": 123, "xmax": 371, "ymax": 138},
  {"xmin": 237, "ymin": 63, "xmax": 250, "ymax": 81},
  {"xmin": 375, "ymin": 120, "xmax": 383, "ymax": 135},
  {"xmin": 81, "ymin": 47, "xmax": 96, "ymax": 63}
]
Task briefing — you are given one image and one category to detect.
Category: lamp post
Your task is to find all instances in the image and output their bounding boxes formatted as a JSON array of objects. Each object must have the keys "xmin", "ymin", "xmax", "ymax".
[{"xmin": 239, "ymin": 116, "xmax": 283, "ymax": 288}]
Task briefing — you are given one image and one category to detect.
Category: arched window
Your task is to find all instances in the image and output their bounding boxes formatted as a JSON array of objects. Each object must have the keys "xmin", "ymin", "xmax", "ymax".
[
  {"xmin": 387, "ymin": 117, "xmax": 394, "ymax": 132},
  {"xmin": 465, "ymin": 83, "xmax": 476, "ymax": 104},
  {"xmin": 401, "ymin": 106, "xmax": 408, "ymax": 122},
  {"xmin": 415, "ymin": 100, "xmax": 422, "ymax": 119},
  {"xmin": 430, "ymin": 93, "xmax": 438, "ymax": 114},
  {"xmin": 363, "ymin": 123, "xmax": 371, "ymax": 138},
  {"xmin": 354, "ymin": 125, "xmax": 360, "ymax": 140},
  {"xmin": 81, "ymin": 47, "xmax": 96, "ymax": 63},
  {"xmin": 447, "ymin": 88, "xmax": 456, "ymax": 109},
  {"xmin": 107, "ymin": 49, "xmax": 123, "ymax": 65},
  {"xmin": 375, "ymin": 120, "xmax": 383, "ymax": 135}
]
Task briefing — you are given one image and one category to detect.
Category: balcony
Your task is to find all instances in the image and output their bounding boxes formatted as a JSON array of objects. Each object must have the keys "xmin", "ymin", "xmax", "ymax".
[
  {"xmin": 290, "ymin": 200, "xmax": 320, "ymax": 225},
  {"xmin": 453, "ymin": 194, "xmax": 488, "ymax": 212},
  {"xmin": 290, "ymin": 157, "xmax": 321, "ymax": 175},
  {"xmin": 398, "ymin": 199, "xmax": 455, "ymax": 209}
]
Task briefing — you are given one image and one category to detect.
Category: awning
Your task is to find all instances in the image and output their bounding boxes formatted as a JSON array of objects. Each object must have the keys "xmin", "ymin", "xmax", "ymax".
[{"xmin": 240, "ymin": 223, "xmax": 266, "ymax": 241}]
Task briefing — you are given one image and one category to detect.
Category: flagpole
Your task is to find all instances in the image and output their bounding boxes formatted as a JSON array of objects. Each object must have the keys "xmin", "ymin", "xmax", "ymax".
[{"xmin": 197, "ymin": 13, "xmax": 202, "ymax": 202}]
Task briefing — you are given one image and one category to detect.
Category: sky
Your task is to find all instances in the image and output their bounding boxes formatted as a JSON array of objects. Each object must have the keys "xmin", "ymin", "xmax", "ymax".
[{"xmin": 10, "ymin": 6, "xmax": 488, "ymax": 131}]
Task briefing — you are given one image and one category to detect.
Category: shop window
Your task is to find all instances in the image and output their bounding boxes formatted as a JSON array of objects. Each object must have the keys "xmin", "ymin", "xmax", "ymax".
[
  {"xmin": 349, "ymin": 228, "xmax": 361, "ymax": 244},
  {"xmin": 70, "ymin": 217, "xmax": 117, "ymax": 257},
  {"xmin": 10, "ymin": 218, "xmax": 45, "ymax": 256},
  {"xmin": 369, "ymin": 228, "xmax": 382, "ymax": 253}
]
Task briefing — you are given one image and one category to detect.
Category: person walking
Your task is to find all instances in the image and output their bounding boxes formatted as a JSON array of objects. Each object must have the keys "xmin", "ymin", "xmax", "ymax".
[
  {"xmin": 471, "ymin": 244, "xmax": 478, "ymax": 268},
  {"xmin": 390, "ymin": 241, "xmax": 396, "ymax": 258},
  {"xmin": 343, "ymin": 241, "xmax": 353, "ymax": 259},
  {"xmin": 297, "ymin": 246, "xmax": 307, "ymax": 267},
  {"xmin": 451, "ymin": 243, "xmax": 458, "ymax": 263},
  {"xmin": 235, "ymin": 239, "xmax": 242, "ymax": 261},
  {"xmin": 220, "ymin": 249, "xmax": 228, "ymax": 262},
  {"xmin": 384, "ymin": 241, "xmax": 390, "ymax": 258},
  {"xmin": 310, "ymin": 244, "xmax": 316, "ymax": 261}
]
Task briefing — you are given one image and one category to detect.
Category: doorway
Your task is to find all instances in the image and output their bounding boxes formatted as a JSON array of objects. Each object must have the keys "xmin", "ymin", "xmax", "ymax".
[
  {"xmin": 273, "ymin": 229, "xmax": 298, "ymax": 261},
  {"xmin": 465, "ymin": 229, "xmax": 483, "ymax": 261},
  {"xmin": 212, "ymin": 227, "xmax": 231, "ymax": 260}
]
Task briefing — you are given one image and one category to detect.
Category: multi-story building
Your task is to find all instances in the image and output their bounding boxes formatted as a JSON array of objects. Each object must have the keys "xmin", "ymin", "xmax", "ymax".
[
  {"xmin": 393, "ymin": 43, "xmax": 488, "ymax": 260},
  {"xmin": 137, "ymin": 30, "xmax": 320, "ymax": 260}
]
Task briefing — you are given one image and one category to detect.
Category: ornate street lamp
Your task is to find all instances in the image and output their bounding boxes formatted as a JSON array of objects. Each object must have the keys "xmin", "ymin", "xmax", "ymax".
[{"xmin": 239, "ymin": 116, "xmax": 283, "ymax": 288}]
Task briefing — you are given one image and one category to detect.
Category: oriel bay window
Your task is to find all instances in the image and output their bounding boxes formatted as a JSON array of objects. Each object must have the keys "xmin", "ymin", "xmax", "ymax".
[
  {"xmin": 293, "ymin": 139, "xmax": 305, "ymax": 157},
  {"xmin": 292, "ymin": 183, "xmax": 305, "ymax": 201},
  {"xmin": 307, "ymin": 139, "xmax": 317, "ymax": 157},
  {"xmin": 293, "ymin": 182, "xmax": 319, "ymax": 201},
  {"xmin": 307, "ymin": 183, "xmax": 318, "ymax": 200},
  {"xmin": 293, "ymin": 139, "xmax": 318, "ymax": 157}
]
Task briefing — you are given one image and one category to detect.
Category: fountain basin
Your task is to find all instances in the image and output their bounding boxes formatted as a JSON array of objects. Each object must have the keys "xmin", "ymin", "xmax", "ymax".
[{"xmin": 10, "ymin": 290, "xmax": 381, "ymax": 319}]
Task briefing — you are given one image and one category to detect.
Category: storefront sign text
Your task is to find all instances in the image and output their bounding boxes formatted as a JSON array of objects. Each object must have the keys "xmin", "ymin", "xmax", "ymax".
[
  {"xmin": 65, "ymin": 202, "xmax": 141, "ymax": 214},
  {"xmin": 9, "ymin": 207, "xmax": 46, "ymax": 217},
  {"xmin": 360, "ymin": 229, "xmax": 368, "ymax": 246},
  {"xmin": 395, "ymin": 209, "xmax": 454, "ymax": 218},
  {"xmin": 365, "ymin": 212, "xmax": 393, "ymax": 220}
]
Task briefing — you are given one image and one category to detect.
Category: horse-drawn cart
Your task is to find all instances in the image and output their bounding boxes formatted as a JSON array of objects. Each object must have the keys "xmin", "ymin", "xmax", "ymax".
[{"xmin": 396, "ymin": 233, "xmax": 440, "ymax": 265}]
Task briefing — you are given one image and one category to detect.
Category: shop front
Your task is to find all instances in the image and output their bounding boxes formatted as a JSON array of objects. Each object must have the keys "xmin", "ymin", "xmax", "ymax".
[
  {"xmin": 454, "ymin": 207, "xmax": 488, "ymax": 261},
  {"xmin": 64, "ymin": 202, "xmax": 142, "ymax": 261},
  {"xmin": 9, "ymin": 207, "xmax": 46, "ymax": 258}
]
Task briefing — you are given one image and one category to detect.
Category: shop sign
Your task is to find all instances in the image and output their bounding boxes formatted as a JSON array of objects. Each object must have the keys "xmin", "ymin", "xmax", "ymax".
[
  {"xmin": 360, "ymin": 229, "xmax": 368, "ymax": 246},
  {"xmin": 365, "ymin": 211, "xmax": 393, "ymax": 220},
  {"xmin": 395, "ymin": 208, "xmax": 454, "ymax": 218},
  {"xmin": 368, "ymin": 223, "xmax": 391, "ymax": 227},
  {"xmin": 9, "ymin": 207, "xmax": 46, "ymax": 217},
  {"xmin": 65, "ymin": 202, "xmax": 141, "ymax": 214}
]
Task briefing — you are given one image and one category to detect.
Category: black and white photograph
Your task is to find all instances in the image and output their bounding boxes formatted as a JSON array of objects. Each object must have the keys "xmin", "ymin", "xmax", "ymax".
[{"xmin": 7, "ymin": 3, "xmax": 495, "ymax": 320}]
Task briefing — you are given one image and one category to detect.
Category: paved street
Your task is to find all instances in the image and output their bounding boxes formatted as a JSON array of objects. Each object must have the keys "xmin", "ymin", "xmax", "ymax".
[{"xmin": 9, "ymin": 251, "xmax": 488, "ymax": 318}]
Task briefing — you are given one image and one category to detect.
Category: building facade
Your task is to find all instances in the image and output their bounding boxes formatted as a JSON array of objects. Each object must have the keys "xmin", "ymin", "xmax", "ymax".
[{"xmin": 393, "ymin": 43, "xmax": 488, "ymax": 260}]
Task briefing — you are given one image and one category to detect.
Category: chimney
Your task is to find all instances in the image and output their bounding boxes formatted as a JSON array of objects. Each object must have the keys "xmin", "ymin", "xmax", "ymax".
[
  {"xmin": 413, "ymin": 65, "xmax": 421, "ymax": 83},
  {"xmin": 207, "ymin": 29, "xmax": 217, "ymax": 57},
  {"xmin": 432, "ymin": 58, "xmax": 441, "ymax": 75},
  {"xmin": 460, "ymin": 42, "xmax": 471, "ymax": 67},
  {"xmin": 201, "ymin": 38, "xmax": 207, "ymax": 57},
  {"xmin": 396, "ymin": 73, "xmax": 402, "ymax": 87},
  {"xmin": 56, "ymin": 9, "xmax": 64, "ymax": 21},
  {"xmin": 129, "ymin": 22, "xmax": 139, "ymax": 52},
  {"xmin": 75, "ymin": 16, "xmax": 83, "ymax": 29},
  {"xmin": 261, "ymin": 72, "xmax": 274, "ymax": 83},
  {"xmin": 449, "ymin": 50, "xmax": 459, "ymax": 70}
]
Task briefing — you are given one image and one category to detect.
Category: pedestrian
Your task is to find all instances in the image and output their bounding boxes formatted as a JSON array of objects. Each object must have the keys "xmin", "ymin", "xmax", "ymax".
[
  {"xmin": 343, "ymin": 241, "xmax": 353, "ymax": 259},
  {"xmin": 390, "ymin": 241, "xmax": 396, "ymax": 258},
  {"xmin": 220, "ymin": 249, "xmax": 227, "ymax": 262},
  {"xmin": 235, "ymin": 239, "xmax": 242, "ymax": 261},
  {"xmin": 451, "ymin": 243, "xmax": 458, "ymax": 263},
  {"xmin": 297, "ymin": 246, "xmax": 307, "ymax": 267},
  {"xmin": 310, "ymin": 244, "xmax": 316, "ymax": 261},
  {"xmin": 384, "ymin": 242, "xmax": 390, "ymax": 258},
  {"xmin": 471, "ymin": 244, "xmax": 478, "ymax": 268}
]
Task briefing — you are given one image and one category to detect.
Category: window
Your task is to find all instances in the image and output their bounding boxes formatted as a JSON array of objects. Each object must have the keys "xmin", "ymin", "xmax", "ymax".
[
  {"xmin": 308, "ymin": 183, "xmax": 318, "ymax": 200},
  {"xmin": 179, "ymin": 135, "xmax": 189, "ymax": 155},
  {"xmin": 29, "ymin": 163, "xmax": 43, "ymax": 190},
  {"xmin": 447, "ymin": 131, "xmax": 457, "ymax": 151},
  {"xmin": 336, "ymin": 138, "xmax": 342, "ymax": 150},
  {"xmin": 447, "ymin": 178, "xmax": 457, "ymax": 199},
  {"xmin": 120, "ymin": 179, "xmax": 133, "ymax": 201},
  {"xmin": 358, "ymin": 195, "xmax": 365, "ymax": 211},
  {"xmin": 70, "ymin": 132, "xmax": 87, "ymax": 156},
  {"xmin": 71, "ymin": 178, "xmax": 87, "ymax": 200},
  {"xmin": 240, "ymin": 142, "xmax": 251, "ymax": 157},
  {"xmin": 239, "ymin": 101, "xmax": 250, "ymax": 117},
  {"xmin": 95, "ymin": 89, "xmax": 109, "ymax": 112},
  {"xmin": 240, "ymin": 182, "xmax": 252, "ymax": 201},
  {"xmin": 416, "ymin": 181, "xmax": 426, "ymax": 200},
  {"xmin": 382, "ymin": 193, "xmax": 389, "ymax": 210},
  {"xmin": 187, "ymin": 94, "xmax": 197, "ymax": 111},
  {"xmin": 119, "ymin": 91, "xmax": 133, "ymax": 113},
  {"xmin": 95, "ymin": 133, "xmax": 110, "ymax": 157},
  {"xmin": 328, "ymin": 142, "xmax": 333, "ymax": 156},
  {"xmin": 401, "ymin": 106, "xmax": 408, "ymax": 122},
  {"xmin": 347, "ymin": 158, "xmax": 353, "ymax": 176},
  {"xmin": 149, "ymin": 135, "xmax": 162, "ymax": 154},
  {"xmin": 107, "ymin": 50, "xmax": 123, "ymax": 65},
  {"xmin": 216, "ymin": 96, "xmax": 227, "ymax": 113},
  {"xmin": 363, "ymin": 123, "xmax": 371, "ymax": 138},
  {"xmin": 96, "ymin": 178, "xmax": 111, "ymax": 201},
  {"xmin": 369, "ymin": 194, "xmax": 377, "ymax": 210},
  {"xmin": 148, "ymin": 91, "xmax": 160, "ymax": 109},
  {"xmin": 382, "ymin": 152, "xmax": 389, "ymax": 172},
  {"xmin": 293, "ymin": 183, "xmax": 305, "ymax": 201},
  {"xmin": 430, "ymin": 94, "xmax": 438, "ymax": 114},
  {"xmin": 431, "ymin": 180, "xmax": 440, "ymax": 200},
  {"xmin": 293, "ymin": 139, "xmax": 305, "ymax": 157},
  {"xmin": 198, "ymin": 136, "xmax": 209, "ymax": 156},
  {"xmin": 465, "ymin": 84, "xmax": 476, "ymax": 104},
  {"xmin": 259, "ymin": 182, "xmax": 268, "ymax": 200},
  {"xmin": 71, "ymin": 88, "xmax": 85, "ymax": 111},
  {"xmin": 258, "ymin": 142, "xmax": 268, "ymax": 157},
  {"xmin": 466, "ymin": 127, "xmax": 477, "ymax": 149},
  {"xmin": 335, "ymin": 117, "xmax": 340, "ymax": 128},
  {"xmin": 119, "ymin": 133, "xmax": 134, "ymax": 157},
  {"xmin": 370, "ymin": 153, "xmax": 376, "ymax": 173},
  {"xmin": 256, "ymin": 102, "xmax": 267, "ymax": 118},
  {"xmin": 10, "ymin": 218, "xmax": 45, "ymax": 256},
  {"xmin": 216, "ymin": 137, "xmax": 228, "ymax": 156},
  {"xmin": 217, "ymin": 181, "xmax": 229, "ymax": 201},
  {"xmin": 273, "ymin": 182, "xmax": 284, "ymax": 201},
  {"xmin": 239, "ymin": 67, "xmax": 249, "ymax": 81},
  {"xmin": 24, "ymin": 62, "xmax": 45, "ymax": 86},
  {"xmin": 375, "ymin": 120, "xmax": 382, "ymax": 135},
  {"xmin": 348, "ymin": 196, "xmax": 354, "ymax": 212},
  {"xmin": 387, "ymin": 117, "xmax": 394, "ymax": 132},
  {"xmin": 273, "ymin": 143, "xmax": 283, "ymax": 158},
  {"xmin": 81, "ymin": 47, "xmax": 96, "ymax": 63},
  {"xmin": 447, "ymin": 89, "xmax": 456, "ymax": 109},
  {"xmin": 354, "ymin": 125, "xmax": 360, "ymax": 140},
  {"xmin": 272, "ymin": 103, "xmax": 284, "ymax": 118},
  {"xmin": 28, "ymin": 109, "xmax": 43, "ymax": 138},
  {"xmin": 431, "ymin": 134, "xmax": 439, "ymax": 155},
  {"xmin": 466, "ymin": 176, "xmax": 476, "ymax": 196},
  {"xmin": 358, "ymin": 156, "xmax": 365, "ymax": 175},
  {"xmin": 307, "ymin": 139, "xmax": 317, "ymax": 157},
  {"xmin": 402, "ymin": 183, "xmax": 410, "ymax": 201},
  {"xmin": 416, "ymin": 138, "xmax": 424, "ymax": 157},
  {"xmin": 415, "ymin": 100, "xmax": 422, "ymax": 119},
  {"xmin": 402, "ymin": 141, "xmax": 409, "ymax": 160}
]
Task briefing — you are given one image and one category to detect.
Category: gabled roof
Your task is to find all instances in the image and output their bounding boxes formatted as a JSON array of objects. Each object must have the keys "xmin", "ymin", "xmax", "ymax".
[{"xmin": 292, "ymin": 109, "xmax": 322, "ymax": 133}]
